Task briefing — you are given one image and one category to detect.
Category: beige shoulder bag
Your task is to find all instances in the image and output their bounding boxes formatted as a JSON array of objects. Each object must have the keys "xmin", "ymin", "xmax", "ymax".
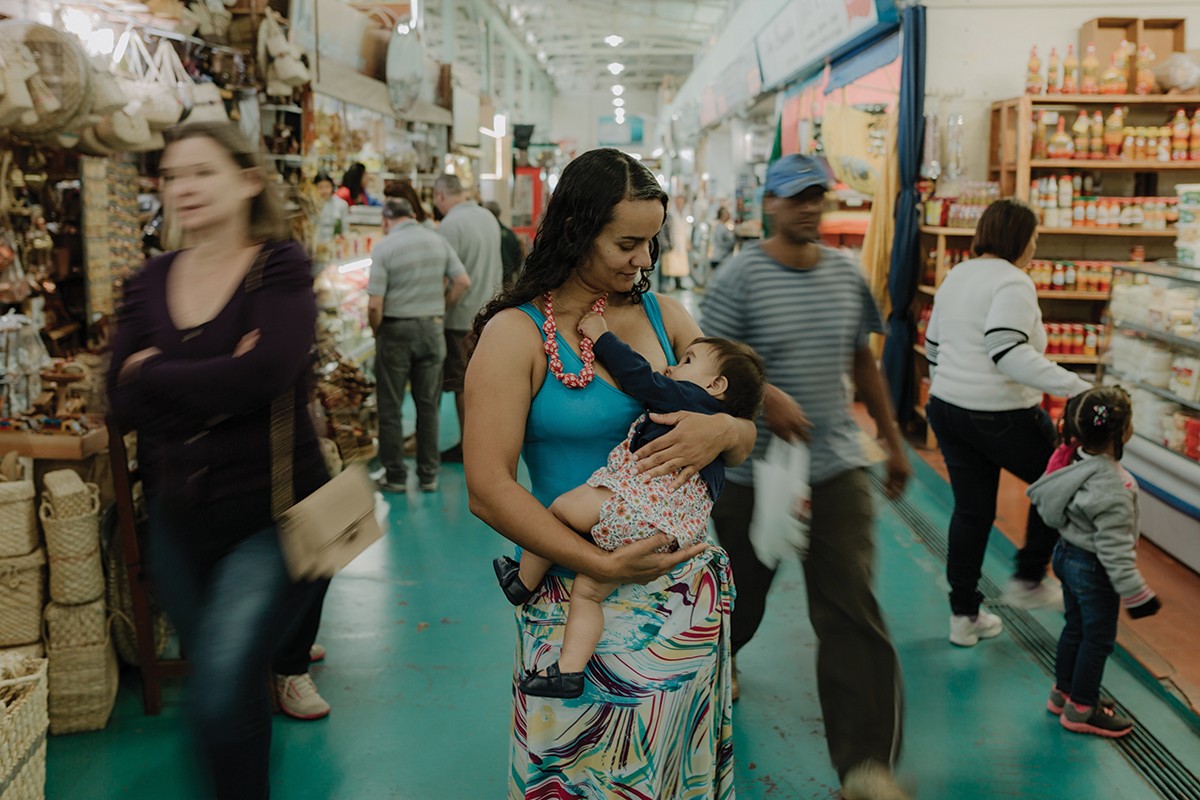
[{"xmin": 246, "ymin": 249, "xmax": 383, "ymax": 582}]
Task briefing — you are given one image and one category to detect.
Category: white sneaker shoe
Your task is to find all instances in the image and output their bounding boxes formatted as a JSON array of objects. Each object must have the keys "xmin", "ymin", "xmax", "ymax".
[
  {"xmin": 949, "ymin": 609, "xmax": 1004, "ymax": 647},
  {"xmin": 1002, "ymin": 577, "xmax": 1064, "ymax": 611},
  {"xmin": 275, "ymin": 673, "xmax": 331, "ymax": 720}
]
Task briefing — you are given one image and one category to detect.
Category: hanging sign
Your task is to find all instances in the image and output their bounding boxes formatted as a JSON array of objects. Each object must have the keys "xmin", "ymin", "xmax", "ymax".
[{"xmin": 755, "ymin": 0, "xmax": 879, "ymax": 89}]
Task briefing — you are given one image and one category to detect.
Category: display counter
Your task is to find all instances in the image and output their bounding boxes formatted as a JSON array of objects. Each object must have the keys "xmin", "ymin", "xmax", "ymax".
[{"xmin": 1100, "ymin": 260, "xmax": 1200, "ymax": 572}]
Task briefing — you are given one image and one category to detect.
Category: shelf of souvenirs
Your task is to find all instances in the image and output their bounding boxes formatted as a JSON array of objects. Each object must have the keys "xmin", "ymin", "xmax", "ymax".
[{"xmin": 920, "ymin": 224, "xmax": 1178, "ymax": 238}]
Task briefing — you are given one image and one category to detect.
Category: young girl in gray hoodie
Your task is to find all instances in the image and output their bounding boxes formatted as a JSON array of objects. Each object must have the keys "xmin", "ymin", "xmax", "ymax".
[{"xmin": 1026, "ymin": 385, "xmax": 1160, "ymax": 739}]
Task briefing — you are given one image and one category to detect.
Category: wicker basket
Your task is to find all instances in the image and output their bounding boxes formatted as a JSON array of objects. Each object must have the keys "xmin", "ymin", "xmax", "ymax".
[
  {"xmin": 39, "ymin": 494, "xmax": 103, "ymax": 606},
  {"xmin": 41, "ymin": 471, "xmax": 91, "ymax": 521},
  {"xmin": 0, "ymin": 643, "xmax": 44, "ymax": 659},
  {"xmin": 0, "ymin": 657, "xmax": 48, "ymax": 800},
  {"xmin": 43, "ymin": 600, "xmax": 105, "ymax": 650},
  {"xmin": 100, "ymin": 506, "xmax": 171, "ymax": 666},
  {"xmin": 46, "ymin": 637, "xmax": 118, "ymax": 735},
  {"xmin": 0, "ymin": 551, "xmax": 46, "ymax": 648},
  {"xmin": 0, "ymin": 482, "xmax": 37, "ymax": 559}
]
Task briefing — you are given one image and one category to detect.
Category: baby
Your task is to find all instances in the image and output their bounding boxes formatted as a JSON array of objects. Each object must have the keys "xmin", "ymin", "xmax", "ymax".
[{"xmin": 494, "ymin": 311, "xmax": 765, "ymax": 698}]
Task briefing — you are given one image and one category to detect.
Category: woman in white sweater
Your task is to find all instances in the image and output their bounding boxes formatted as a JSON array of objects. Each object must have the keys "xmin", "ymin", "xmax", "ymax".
[{"xmin": 924, "ymin": 198, "xmax": 1091, "ymax": 647}]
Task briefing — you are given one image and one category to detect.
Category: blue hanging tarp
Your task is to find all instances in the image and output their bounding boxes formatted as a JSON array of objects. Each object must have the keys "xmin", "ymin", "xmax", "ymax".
[
  {"xmin": 825, "ymin": 30, "xmax": 901, "ymax": 94},
  {"xmin": 881, "ymin": 4, "xmax": 926, "ymax": 422}
]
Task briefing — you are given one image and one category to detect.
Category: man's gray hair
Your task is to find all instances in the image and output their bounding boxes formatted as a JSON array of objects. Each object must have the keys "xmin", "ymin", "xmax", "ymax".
[
  {"xmin": 434, "ymin": 173, "xmax": 465, "ymax": 196},
  {"xmin": 382, "ymin": 198, "xmax": 414, "ymax": 220}
]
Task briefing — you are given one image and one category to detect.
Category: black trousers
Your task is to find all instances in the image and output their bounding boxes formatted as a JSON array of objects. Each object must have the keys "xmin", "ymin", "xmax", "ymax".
[
  {"xmin": 272, "ymin": 580, "xmax": 329, "ymax": 676},
  {"xmin": 711, "ymin": 470, "xmax": 903, "ymax": 778},
  {"xmin": 925, "ymin": 396, "xmax": 1059, "ymax": 616}
]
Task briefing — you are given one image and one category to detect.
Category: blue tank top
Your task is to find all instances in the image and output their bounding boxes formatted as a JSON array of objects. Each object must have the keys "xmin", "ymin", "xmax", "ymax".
[{"xmin": 517, "ymin": 292, "xmax": 676, "ymax": 508}]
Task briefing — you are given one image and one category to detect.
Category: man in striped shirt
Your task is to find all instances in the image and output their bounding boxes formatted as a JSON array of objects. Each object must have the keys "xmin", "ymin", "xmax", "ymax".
[
  {"xmin": 701, "ymin": 155, "xmax": 911, "ymax": 800},
  {"xmin": 369, "ymin": 199, "xmax": 471, "ymax": 493}
]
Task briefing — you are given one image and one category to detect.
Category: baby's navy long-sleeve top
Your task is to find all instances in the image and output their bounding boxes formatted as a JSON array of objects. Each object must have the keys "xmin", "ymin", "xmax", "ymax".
[{"xmin": 592, "ymin": 331, "xmax": 725, "ymax": 499}]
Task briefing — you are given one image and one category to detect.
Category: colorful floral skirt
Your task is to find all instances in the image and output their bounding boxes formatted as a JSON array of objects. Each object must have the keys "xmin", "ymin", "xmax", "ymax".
[
  {"xmin": 586, "ymin": 417, "xmax": 713, "ymax": 552},
  {"xmin": 509, "ymin": 548, "xmax": 736, "ymax": 799}
]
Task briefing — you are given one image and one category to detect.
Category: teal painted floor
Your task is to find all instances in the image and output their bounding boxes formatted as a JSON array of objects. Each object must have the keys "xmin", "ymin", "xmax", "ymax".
[{"xmin": 46, "ymin": 395, "xmax": 1200, "ymax": 799}]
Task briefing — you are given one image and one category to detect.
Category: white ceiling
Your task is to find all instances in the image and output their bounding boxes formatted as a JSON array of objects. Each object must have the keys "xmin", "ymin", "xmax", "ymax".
[{"xmin": 421, "ymin": 0, "xmax": 735, "ymax": 94}]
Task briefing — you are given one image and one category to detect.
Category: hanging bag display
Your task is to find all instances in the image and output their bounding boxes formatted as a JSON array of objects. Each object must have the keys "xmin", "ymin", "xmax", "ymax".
[
  {"xmin": 187, "ymin": 81, "xmax": 228, "ymax": 123},
  {"xmin": 0, "ymin": 42, "xmax": 37, "ymax": 129},
  {"xmin": 258, "ymin": 11, "xmax": 309, "ymax": 88},
  {"xmin": 153, "ymin": 40, "xmax": 194, "ymax": 118},
  {"xmin": 88, "ymin": 56, "xmax": 127, "ymax": 116}
]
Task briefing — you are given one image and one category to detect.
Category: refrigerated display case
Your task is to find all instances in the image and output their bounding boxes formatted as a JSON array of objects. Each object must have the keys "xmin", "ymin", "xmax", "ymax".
[{"xmin": 1100, "ymin": 260, "xmax": 1200, "ymax": 572}]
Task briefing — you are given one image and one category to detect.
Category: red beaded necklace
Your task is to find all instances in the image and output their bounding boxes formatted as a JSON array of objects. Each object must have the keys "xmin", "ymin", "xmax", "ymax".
[{"xmin": 542, "ymin": 291, "xmax": 608, "ymax": 388}]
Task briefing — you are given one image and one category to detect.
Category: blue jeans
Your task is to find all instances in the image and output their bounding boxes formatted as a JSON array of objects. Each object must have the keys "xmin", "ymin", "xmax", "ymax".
[
  {"xmin": 1053, "ymin": 540, "xmax": 1119, "ymax": 707},
  {"xmin": 149, "ymin": 502, "xmax": 323, "ymax": 799},
  {"xmin": 926, "ymin": 397, "xmax": 1060, "ymax": 616}
]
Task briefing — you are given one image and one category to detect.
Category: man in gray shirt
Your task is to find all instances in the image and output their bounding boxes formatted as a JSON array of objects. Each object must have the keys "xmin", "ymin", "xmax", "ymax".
[
  {"xmin": 369, "ymin": 199, "xmax": 471, "ymax": 493},
  {"xmin": 702, "ymin": 155, "xmax": 911, "ymax": 800},
  {"xmin": 433, "ymin": 174, "xmax": 503, "ymax": 462}
]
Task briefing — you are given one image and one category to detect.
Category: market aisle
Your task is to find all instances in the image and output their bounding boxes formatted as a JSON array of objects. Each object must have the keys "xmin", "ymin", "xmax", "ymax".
[{"xmin": 45, "ymin": 396, "xmax": 1200, "ymax": 799}]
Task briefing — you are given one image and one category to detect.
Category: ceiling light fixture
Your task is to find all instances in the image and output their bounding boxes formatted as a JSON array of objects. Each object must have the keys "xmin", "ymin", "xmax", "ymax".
[
  {"xmin": 607, "ymin": 62, "xmax": 623, "ymax": 75},
  {"xmin": 611, "ymin": 85, "xmax": 624, "ymax": 96},
  {"xmin": 613, "ymin": 98, "xmax": 625, "ymax": 108},
  {"xmin": 605, "ymin": 35, "xmax": 623, "ymax": 47}
]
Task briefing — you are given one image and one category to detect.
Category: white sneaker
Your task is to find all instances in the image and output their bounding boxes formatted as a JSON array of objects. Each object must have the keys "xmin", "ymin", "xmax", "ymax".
[
  {"xmin": 842, "ymin": 761, "xmax": 909, "ymax": 800},
  {"xmin": 1002, "ymin": 577, "xmax": 1064, "ymax": 611},
  {"xmin": 275, "ymin": 673, "xmax": 331, "ymax": 720},
  {"xmin": 949, "ymin": 609, "xmax": 1004, "ymax": 647}
]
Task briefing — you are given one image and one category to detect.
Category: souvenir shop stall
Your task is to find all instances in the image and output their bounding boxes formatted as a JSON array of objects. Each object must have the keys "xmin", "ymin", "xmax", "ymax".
[{"xmin": 0, "ymin": 0, "xmax": 364, "ymax": 781}]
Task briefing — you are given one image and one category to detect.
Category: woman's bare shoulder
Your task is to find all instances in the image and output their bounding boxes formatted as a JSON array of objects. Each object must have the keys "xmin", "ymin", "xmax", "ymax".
[
  {"xmin": 650, "ymin": 292, "xmax": 703, "ymax": 344},
  {"xmin": 480, "ymin": 306, "xmax": 543, "ymax": 343}
]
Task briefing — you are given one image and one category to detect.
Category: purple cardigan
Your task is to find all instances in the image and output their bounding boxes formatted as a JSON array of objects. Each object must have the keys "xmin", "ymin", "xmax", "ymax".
[{"xmin": 107, "ymin": 241, "xmax": 328, "ymax": 543}]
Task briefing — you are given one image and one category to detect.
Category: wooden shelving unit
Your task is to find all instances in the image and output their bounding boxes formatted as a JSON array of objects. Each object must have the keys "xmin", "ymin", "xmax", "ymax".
[
  {"xmin": 917, "ymin": 285, "xmax": 1107, "ymax": 300},
  {"xmin": 989, "ymin": 94, "xmax": 1200, "ymax": 200}
]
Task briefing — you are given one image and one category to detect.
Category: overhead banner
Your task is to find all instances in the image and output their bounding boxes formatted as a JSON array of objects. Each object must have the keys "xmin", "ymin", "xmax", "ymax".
[{"xmin": 755, "ymin": 0, "xmax": 879, "ymax": 90}]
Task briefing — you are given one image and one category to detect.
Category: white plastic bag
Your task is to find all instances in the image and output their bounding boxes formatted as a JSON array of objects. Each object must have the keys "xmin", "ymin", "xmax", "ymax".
[{"xmin": 749, "ymin": 436, "xmax": 812, "ymax": 568}]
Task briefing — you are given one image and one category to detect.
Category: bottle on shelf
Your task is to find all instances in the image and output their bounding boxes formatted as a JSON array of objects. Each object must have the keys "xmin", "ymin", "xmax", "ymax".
[
  {"xmin": 1192, "ymin": 110, "xmax": 1200, "ymax": 161},
  {"xmin": 1104, "ymin": 106, "xmax": 1125, "ymax": 159},
  {"xmin": 1090, "ymin": 110, "xmax": 1105, "ymax": 159},
  {"xmin": 1048, "ymin": 115, "xmax": 1075, "ymax": 158},
  {"xmin": 1080, "ymin": 43, "xmax": 1101, "ymax": 94},
  {"xmin": 1173, "ymin": 108, "xmax": 1191, "ymax": 161},
  {"xmin": 1047, "ymin": 47, "xmax": 1061, "ymax": 94},
  {"xmin": 1145, "ymin": 128, "xmax": 1160, "ymax": 164},
  {"xmin": 1100, "ymin": 53, "xmax": 1127, "ymax": 95},
  {"xmin": 1071, "ymin": 110, "xmax": 1090, "ymax": 158},
  {"xmin": 1135, "ymin": 44, "xmax": 1157, "ymax": 95},
  {"xmin": 1057, "ymin": 174, "xmax": 1073, "ymax": 210},
  {"xmin": 1121, "ymin": 126, "xmax": 1136, "ymax": 159},
  {"xmin": 1032, "ymin": 111, "xmax": 1049, "ymax": 159},
  {"xmin": 1157, "ymin": 126, "xmax": 1172, "ymax": 162},
  {"xmin": 1062, "ymin": 44, "xmax": 1079, "ymax": 94},
  {"xmin": 1134, "ymin": 127, "xmax": 1148, "ymax": 161},
  {"xmin": 1026, "ymin": 46, "xmax": 1044, "ymax": 95}
]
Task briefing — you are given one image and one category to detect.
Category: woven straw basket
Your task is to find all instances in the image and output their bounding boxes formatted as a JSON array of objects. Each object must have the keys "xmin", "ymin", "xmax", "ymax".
[
  {"xmin": 47, "ymin": 636, "xmax": 118, "ymax": 735},
  {"xmin": 43, "ymin": 600, "xmax": 106, "ymax": 650},
  {"xmin": 0, "ymin": 657, "xmax": 48, "ymax": 800},
  {"xmin": 0, "ymin": 551, "xmax": 46, "ymax": 648},
  {"xmin": 0, "ymin": 643, "xmax": 44, "ymax": 659},
  {"xmin": 41, "ymin": 471, "xmax": 91, "ymax": 521},
  {"xmin": 0, "ymin": 482, "xmax": 37, "ymax": 559},
  {"xmin": 39, "ymin": 489, "xmax": 103, "ymax": 606},
  {"xmin": 101, "ymin": 508, "xmax": 171, "ymax": 666}
]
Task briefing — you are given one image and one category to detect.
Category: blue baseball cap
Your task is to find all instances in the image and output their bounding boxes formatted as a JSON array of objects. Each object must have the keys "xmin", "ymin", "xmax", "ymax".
[{"xmin": 764, "ymin": 154, "xmax": 830, "ymax": 198}]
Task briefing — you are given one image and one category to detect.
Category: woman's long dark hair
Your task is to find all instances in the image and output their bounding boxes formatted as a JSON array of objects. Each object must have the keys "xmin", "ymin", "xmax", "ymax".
[
  {"xmin": 341, "ymin": 162, "xmax": 367, "ymax": 201},
  {"xmin": 470, "ymin": 148, "xmax": 667, "ymax": 349}
]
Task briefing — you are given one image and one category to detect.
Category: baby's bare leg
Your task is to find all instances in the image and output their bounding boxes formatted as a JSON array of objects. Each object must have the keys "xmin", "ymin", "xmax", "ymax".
[
  {"xmin": 549, "ymin": 484, "xmax": 612, "ymax": 534},
  {"xmin": 519, "ymin": 486, "xmax": 613, "ymax": 593},
  {"xmin": 559, "ymin": 574, "xmax": 619, "ymax": 674}
]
